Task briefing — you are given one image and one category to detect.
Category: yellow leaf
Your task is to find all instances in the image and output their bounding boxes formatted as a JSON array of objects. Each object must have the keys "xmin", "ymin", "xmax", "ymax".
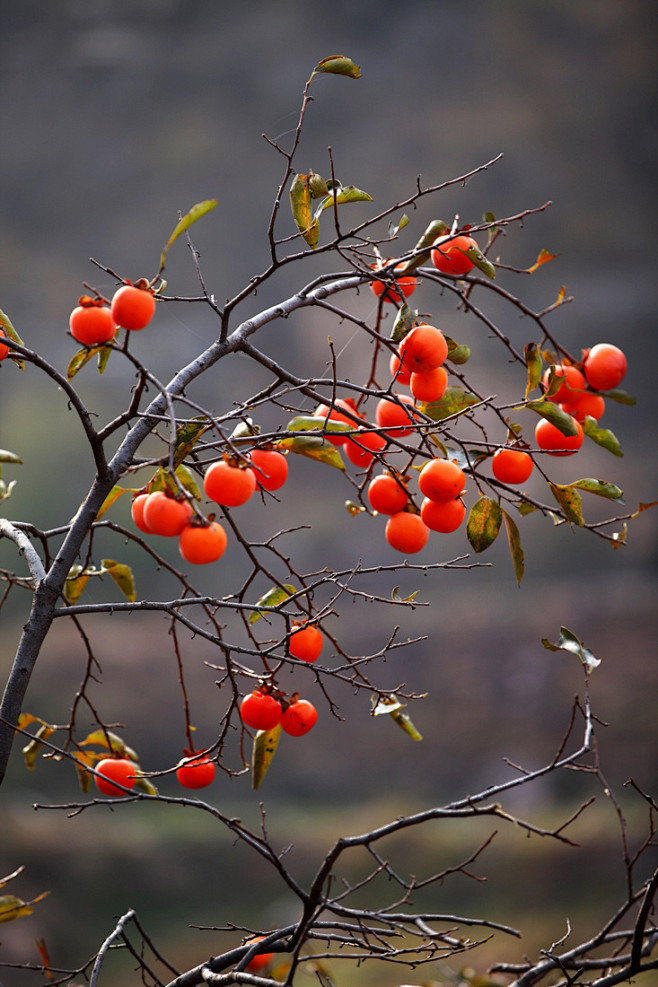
[{"xmin": 525, "ymin": 247, "xmax": 559, "ymax": 273}]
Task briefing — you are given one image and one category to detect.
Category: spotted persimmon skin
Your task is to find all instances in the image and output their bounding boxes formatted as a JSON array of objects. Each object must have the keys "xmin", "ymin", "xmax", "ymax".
[
  {"xmin": 176, "ymin": 754, "xmax": 216, "ymax": 789},
  {"xmin": 179, "ymin": 521, "xmax": 227, "ymax": 564},
  {"xmin": 492, "ymin": 448, "xmax": 534, "ymax": 485},
  {"xmin": 431, "ymin": 235, "xmax": 477, "ymax": 276},
  {"xmin": 110, "ymin": 284, "xmax": 156, "ymax": 331},
  {"xmin": 240, "ymin": 691, "xmax": 282, "ymax": 731},
  {"xmin": 204, "ymin": 460, "xmax": 257, "ymax": 507},
  {"xmin": 94, "ymin": 758, "xmax": 136, "ymax": 797},
  {"xmin": 69, "ymin": 301, "xmax": 116, "ymax": 346},
  {"xmin": 410, "ymin": 365, "xmax": 448, "ymax": 403},
  {"xmin": 281, "ymin": 699, "xmax": 318, "ymax": 736},
  {"xmin": 375, "ymin": 395, "xmax": 417, "ymax": 437},
  {"xmin": 289, "ymin": 624, "xmax": 323, "ymax": 663},
  {"xmin": 398, "ymin": 324, "xmax": 448, "ymax": 375}
]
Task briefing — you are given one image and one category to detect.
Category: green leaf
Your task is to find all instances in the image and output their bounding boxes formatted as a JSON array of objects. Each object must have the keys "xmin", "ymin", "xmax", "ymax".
[
  {"xmin": 175, "ymin": 463, "xmax": 201, "ymax": 501},
  {"xmin": 159, "ymin": 199, "xmax": 218, "ymax": 273},
  {"xmin": 582, "ymin": 417, "xmax": 623, "ymax": 457},
  {"xmin": 396, "ymin": 219, "xmax": 449, "ymax": 274},
  {"xmin": 173, "ymin": 417, "xmax": 209, "ymax": 470},
  {"xmin": 313, "ymin": 55, "xmax": 361, "ymax": 79},
  {"xmin": 502, "ymin": 509, "xmax": 525, "ymax": 586},
  {"xmin": 420, "ymin": 386, "xmax": 479, "ymax": 421},
  {"xmin": 0, "ymin": 307, "xmax": 25, "ymax": 369},
  {"xmin": 134, "ymin": 775, "xmax": 158, "ymax": 796},
  {"xmin": 0, "ymin": 449, "xmax": 22, "ymax": 464},
  {"xmin": 568, "ymin": 478, "xmax": 624, "ymax": 502},
  {"xmin": 525, "ymin": 399, "xmax": 579, "ymax": 435},
  {"xmin": 0, "ymin": 895, "xmax": 40, "ymax": 924},
  {"xmin": 390, "ymin": 304, "xmax": 416, "ymax": 343},
  {"xmin": 524, "ymin": 342, "xmax": 542, "ymax": 398},
  {"xmin": 604, "ymin": 388, "xmax": 636, "ymax": 406},
  {"xmin": 387, "ymin": 213, "xmax": 409, "ymax": 237},
  {"xmin": 96, "ymin": 485, "xmax": 126, "ymax": 521},
  {"xmin": 22, "ymin": 723, "xmax": 55, "ymax": 770},
  {"xmin": 249, "ymin": 584, "xmax": 297, "ymax": 624},
  {"xmin": 289, "ymin": 173, "xmax": 319, "ymax": 248},
  {"xmin": 372, "ymin": 695, "xmax": 422, "ymax": 740},
  {"xmin": 542, "ymin": 626, "xmax": 601, "ymax": 673},
  {"xmin": 79, "ymin": 730, "xmax": 139, "ymax": 762},
  {"xmin": 313, "ymin": 184, "xmax": 373, "ymax": 222},
  {"xmin": 466, "ymin": 496, "xmax": 503, "ymax": 553},
  {"xmin": 67, "ymin": 345, "xmax": 105, "ymax": 381},
  {"xmin": 64, "ymin": 566, "xmax": 91, "ymax": 604},
  {"xmin": 391, "ymin": 586, "xmax": 420, "ymax": 603},
  {"xmin": 444, "ymin": 334, "xmax": 471, "ymax": 365},
  {"xmin": 97, "ymin": 344, "xmax": 113, "ymax": 374},
  {"xmin": 463, "ymin": 241, "xmax": 495, "ymax": 279},
  {"xmin": 251, "ymin": 723, "xmax": 282, "ymax": 790},
  {"xmin": 101, "ymin": 559, "xmax": 137, "ymax": 603},
  {"xmin": 280, "ymin": 434, "xmax": 346, "ymax": 470},
  {"xmin": 548, "ymin": 483, "xmax": 585, "ymax": 526},
  {"xmin": 286, "ymin": 414, "xmax": 353, "ymax": 435}
]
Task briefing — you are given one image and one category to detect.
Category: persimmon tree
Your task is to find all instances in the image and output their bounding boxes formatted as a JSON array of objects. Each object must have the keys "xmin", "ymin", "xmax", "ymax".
[{"xmin": 1, "ymin": 56, "xmax": 656, "ymax": 987}]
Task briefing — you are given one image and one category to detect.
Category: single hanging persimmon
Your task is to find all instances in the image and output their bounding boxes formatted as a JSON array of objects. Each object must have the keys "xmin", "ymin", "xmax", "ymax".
[
  {"xmin": 69, "ymin": 296, "xmax": 116, "ymax": 346},
  {"xmin": 111, "ymin": 282, "xmax": 156, "ymax": 331}
]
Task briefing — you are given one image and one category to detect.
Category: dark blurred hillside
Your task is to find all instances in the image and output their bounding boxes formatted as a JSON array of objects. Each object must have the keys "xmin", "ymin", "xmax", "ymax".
[{"xmin": 1, "ymin": 2, "xmax": 657, "ymax": 985}]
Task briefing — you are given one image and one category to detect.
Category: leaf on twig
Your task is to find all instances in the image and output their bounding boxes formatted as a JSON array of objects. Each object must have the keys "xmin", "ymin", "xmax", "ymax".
[
  {"xmin": 542, "ymin": 626, "xmax": 601, "ymax": 673},
  {"xmin": 502, "ymin": 509, "xmax": 525, "ymax": 586},
  {"xmin": 548, "ymin": 482, "xmax": 584, "ymax": 526},
  {"xmin": 525, "ymin": 399, "xmax": 580, "ymax": 435},
  {"xmin": 0, "ymin": 307, "xmax": 25, "ymax": 369},
  {"xmin": 64, "ymin": 565, "xmax": 91, "ymax": 604},
  {"xmin": 581, "ymin": 417, "xmax": 623, "ymax": 457},
  {"xmin": 173, "ymin": 417, "xmax": 209, "ymax": 470},
  {"xmin": 313, "ymin": 55, "xmax": 361, "ymax": 79},
  {"xmin": 0, "ymin": 449, "xmax": 22, "ymax": 464},
  {"xmin": 568, "ymin": 478, "xmax": 624, "ymax": 502},
  {"xmin": 525, "ymin": 248, "xmax": 559, "ymax": 273},
  {"xmin": 67, "ymin": 345, "xmax": 106, "ymax": 381},
  {"xmin": 0, "ymin": 891, "xmax": 50, "ymax": 924},
  {"xmin": 95, "ymin": 485, "xmax": 126, "ymax": 521},
  {"xmin": 101, "ymin": 559, "xmax": 137, "ymax": 602},
  {"xmin": 79, "ymin": 730, "xmax": 139, "ymax": 761},
  {"xmin": 22, "ymin": 723, "xmax": 55, "ymax": 770},
  {"xmin": 420, "ymin": 386, "xmax": 479, "ymax": 421},
  {"xmin": 252, "ymin": 724, "xmax": 282, "ymax": 790},
  {"xmin": 158, "ymin": 199, "xmax": 218, "ymax": 273},
  {"xmin": 467, "ymin": 496, "xmax": 503, "ymax": 553},
  {"xmin": 524, "ymin": 342, "xmax": 542, "ymax": 398},
  {"xmin": 372, "ymin": 695, "xmax": 422, "ymax": 741},
  {"xmin": 249, "ymin": 584, "xmax": 297, "ymax": 624},
  {"xmin": 289, "ymin": 173, "xmax": 319, "ymax": 249}
]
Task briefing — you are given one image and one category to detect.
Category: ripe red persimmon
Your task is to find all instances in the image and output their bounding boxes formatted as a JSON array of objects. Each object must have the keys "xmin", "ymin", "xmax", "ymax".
[
  {"xmin": 281, "ymin": 699, "xmax": 318, "ymax": 736},
  {"xmin": 0, "ymin": 329, "xmax": 10, "ymax": 360},
  {"xmin": 370, "ymin": 260, "xmax": 418, "ymax": 305},
  {"xmin": 249, "ymin": 448, "xmax": 288, "ymax": 491},
  {"xmin": 244, "ymin": 937, "xmax": 274, "ymax": 972},
  {"xmin": 385, "ymin": 512, "xmax": 430, "ymax": 554},
  {"xmin": 535, "ymin": 416, "xmax": 584, "ymax": 456},
  {"xmin": 420, "ymin": 496, "xmax": 465, "ymax": 533},
  {"xmin": 131, "ymin": 493, "xmax": 153, "ymax": 533},
  {"xmin": 389, "ymin": 350, "xmax": 411, "ymax": 386},
  {"xmin": 375, "ymin": 395, "xmax": 417, "ymax": 437},
  {"xmin": 289, "ymin": 624, "xmax": 323, "ymax": 663},
  {"xmin": 204, "ymin": 460, "xmax": 257, "ymax": 507},
  {"xmin": 142, "ymin": 491, "xmax": 193, "ymax": 536},
  {"xmin": 240, "ymin": 690, "xmax": 282, "ymax": 731},
  {"xmin": 398, "ymin": 324, "xmax": 448, "ymax": 375},
  {"xmin": 560, "ymin": 391, "xmax": 605, "ymax": 422},
  {"xmin": 110, "ymin": 283, "xmax": 156, "ymax": 331},
  {"xmin": 345, "ymin": 429, "xmax": 387, "ymax": 468},
  {"xmin": 314, "ymin": 398, "xmax": 363, "ymax": 446},
  {"xmin": 410, "ymin": 365, "xmax": 448, "ymax": 403},
  {"xmin": 367, "ymin": 473, "xmax": 409, "ymax": 515},
  {"xmin": 542, "ymin": 363, "xmax": 586, "ymax": 403},
  {"xmin": 94, "ymin": 757, "xmax": 136, "ymax": 797},
  {"xmin": 583, "ymin": 343, "xmax": 627, "ymax": 391},
  {"xmin": 69, "ymin": 297, "xmax": 116, "ymax": 346},
  {"xmin": 418, "ymin": 458, "xmax": 465, "ymax": 503},
  {"xmin": 179, "ymin": 521, "xmax": 227, "ymax": 564},
  {"xmin": 176, "ymin": 754, "xmax": 216, "ymax": 789},
  {"xmin": 431, "ymin": 234, "xmax": 477, "ymax": 277},
  {"xmin": 491, "ymin": 448, "xmax": 534, "ymax": 485}
]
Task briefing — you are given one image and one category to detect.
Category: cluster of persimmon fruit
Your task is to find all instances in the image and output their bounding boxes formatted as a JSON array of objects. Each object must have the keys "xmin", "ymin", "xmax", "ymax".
[
  {"xmin": 92, "ymin": 750, "xmax": 217, "ymax": 797},
  {"xmin": 69, "ymin": 281, "xmax": 157, "ymax": 343}
]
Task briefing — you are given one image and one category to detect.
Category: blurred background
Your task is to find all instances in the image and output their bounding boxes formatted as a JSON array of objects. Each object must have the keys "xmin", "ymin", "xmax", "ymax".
[{"xmin": 1, "ymin": 1, "xmax": 657, "ymax": 984}]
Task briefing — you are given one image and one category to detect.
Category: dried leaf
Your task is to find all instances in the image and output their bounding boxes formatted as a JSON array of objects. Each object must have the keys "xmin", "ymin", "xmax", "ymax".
[
  {"xmin": 252, "ymin": 724, "xmax": 282, "ymax": 790},
  {"xmin": 542, "ymin": 626, "xmax": 600, "ymax": 673}
]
